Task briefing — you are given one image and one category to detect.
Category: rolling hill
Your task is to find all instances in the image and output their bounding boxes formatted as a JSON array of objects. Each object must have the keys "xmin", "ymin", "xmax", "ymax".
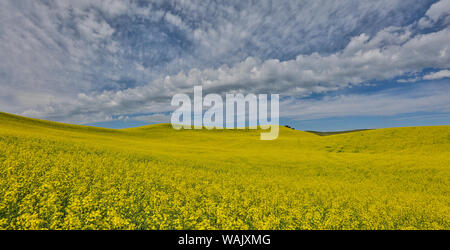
[{"xmin": 0, "ymin": 112, "xmax": 449, "ymax": 229}]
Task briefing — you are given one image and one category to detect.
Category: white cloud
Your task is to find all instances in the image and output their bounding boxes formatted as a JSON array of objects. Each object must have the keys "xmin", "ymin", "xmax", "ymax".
[
  {"xmin": 24, "ymin": 23, "xmax": 450, "ymax": 123},
  {"xmin": 423, "ymin": 69, "xmax": 450, "ymax": 80},
  {"xmin": 418, "ymin": 0, "xmax": 450, "ymax": 28},
  {"xmin": 280, "ymin": 83, "xmax": 450, "ymax": 120},
  {"xmin": 397, "ymin": 78, "xmax": 420, "ymax": 83},
  {"xmin": 77, "ymin": 12, "xmax": 115, "ymax": 41},
  {"xmin": 165, "ymin": 12, "xmax": 189, "ymax": 31},
  {"xmin": 396, "ymin": 69, "xmax": 450, "ymax": 82},
  {"xmin": 424, "ymin": 0, "xmax": 450, "ymax": 23},
  {"xmin": 1, "ymin": 0, "xmax": 449, "ymax": 124}
]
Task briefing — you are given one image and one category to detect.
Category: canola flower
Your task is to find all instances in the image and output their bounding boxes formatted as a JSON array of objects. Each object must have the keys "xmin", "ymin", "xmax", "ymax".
[{"xmin": 0, "ymin": 112, "xmax": 449, "ymax": 230}]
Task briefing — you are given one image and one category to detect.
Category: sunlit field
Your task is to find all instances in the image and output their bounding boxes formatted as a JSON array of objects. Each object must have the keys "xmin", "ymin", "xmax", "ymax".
[{"xmin": 0, "ymin": 112, "xmax": 448, "ymax": 229}]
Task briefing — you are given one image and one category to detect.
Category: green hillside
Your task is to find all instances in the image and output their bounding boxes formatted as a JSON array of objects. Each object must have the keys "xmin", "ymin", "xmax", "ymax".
[{"xmin": 0, "ymin": 112, "xmax": 449, "ymax": 229}]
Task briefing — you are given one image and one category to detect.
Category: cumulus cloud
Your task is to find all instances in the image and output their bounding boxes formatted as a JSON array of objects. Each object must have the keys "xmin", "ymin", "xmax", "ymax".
[
  {"xmin": 280, "ymin": 83, "xmax": 450, "ymax": 120},
  {"xmin": 423, "ymin": 69, "xmax": 450, "ymax": 80},
  {"xmin": 396, "ymin": 69, "xmax": 450, "ymax": 82},
  {"xmin": 1, "ymin": 0, "xmax": 449, "ymax": 124},
  {"xmin": 23, "ymin": 23, "xmax": 450, "ymax": 123},
  {"xmin": 418, "ymin": 0, "xmax": 450, "ymax": 28},
  {"xmin": 397, "ymin": 78, "xmax": 420, "ymax": 83}
]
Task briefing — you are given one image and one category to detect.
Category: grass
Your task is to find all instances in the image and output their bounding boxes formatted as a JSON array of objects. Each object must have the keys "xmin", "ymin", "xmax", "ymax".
[{"xmin": 0, "ymin": 111, "xmax": 449, "ymax": 229}]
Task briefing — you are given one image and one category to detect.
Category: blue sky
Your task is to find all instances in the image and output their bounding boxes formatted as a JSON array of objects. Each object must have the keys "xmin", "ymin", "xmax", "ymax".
[{"xmin": 0, "ymin": 0, "xmax": 449, "ymax": 131}]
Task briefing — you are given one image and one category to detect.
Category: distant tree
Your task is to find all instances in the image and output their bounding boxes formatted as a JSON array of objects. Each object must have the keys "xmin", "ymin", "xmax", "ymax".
[{"xmin": 284, "ymin": 125, "xmax": 295, "ymax": 130}]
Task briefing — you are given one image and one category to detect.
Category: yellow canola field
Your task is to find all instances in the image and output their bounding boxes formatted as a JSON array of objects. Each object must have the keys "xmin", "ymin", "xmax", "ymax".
[{"xmin": 0, "ymin": 112, "xmax": 449, "ymax": 229}]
